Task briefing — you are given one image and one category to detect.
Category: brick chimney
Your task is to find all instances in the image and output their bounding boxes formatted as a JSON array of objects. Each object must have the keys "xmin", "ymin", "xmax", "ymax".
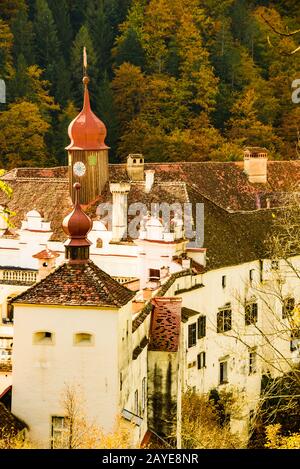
[{"xmin": 243, "ymin": 147, "xmax": 268, "ymax": 183}]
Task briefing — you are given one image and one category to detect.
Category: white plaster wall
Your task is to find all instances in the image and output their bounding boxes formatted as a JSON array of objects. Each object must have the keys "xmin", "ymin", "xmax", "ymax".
[{"xmin": 12, "ymin": 304, "xmax": 121, "ymax": 448}]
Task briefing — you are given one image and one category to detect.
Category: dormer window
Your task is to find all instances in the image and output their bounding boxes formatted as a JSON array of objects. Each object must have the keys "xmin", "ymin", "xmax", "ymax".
[{"xmin": 33, "ymin": 331, "xmax": 54, "ymax": 344}]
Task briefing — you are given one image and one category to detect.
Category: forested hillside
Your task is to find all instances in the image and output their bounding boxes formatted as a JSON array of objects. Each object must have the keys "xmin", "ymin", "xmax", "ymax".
[{"xmin": 0, "ymin": 0, "xmax": 299, "ymax": 168}]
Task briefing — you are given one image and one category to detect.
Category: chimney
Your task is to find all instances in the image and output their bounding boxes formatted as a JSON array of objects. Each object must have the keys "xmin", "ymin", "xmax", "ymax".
[
  {"xmin": 126, "ymin": 154, "xmax": 144, "ymax": 181},
  {"xmin": 145, "ymin": 170, "xmax": 155, "ymax": 193},
  {"xmin": 33, "ymin": 248, "xmax": 59, "ymax": 281},
  {"xmin": 243, "ymin": 147, "xmax": 268, "ymax": 183},
  {"xmin": 110, "ymin": 182, "xmax": 131, "ymax": 242}
]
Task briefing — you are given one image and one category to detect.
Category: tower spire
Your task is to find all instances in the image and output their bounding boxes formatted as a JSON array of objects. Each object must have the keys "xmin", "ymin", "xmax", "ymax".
[
  {"xmin": 83, "ymin": 46, "xmax": 88, "ymax": 77},
  {"xmin": 66, "ymin": 47, "xmax": 110, "ymax": 204},
  {"xmin": 62, "ymin": 183, "xmax": 92, "ymax": 263}
]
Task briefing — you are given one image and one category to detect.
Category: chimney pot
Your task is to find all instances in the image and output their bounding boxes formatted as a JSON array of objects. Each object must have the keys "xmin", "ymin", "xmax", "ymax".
[
  {"xmin": 145, "ymin": 170, "xmax": 155, "ymax": 193},
  {"xmin": 243, "ymin": 147, "xmax": 268, "ymax": 183},
  {"xmin": 126, "ymin": 154, "xmax": 144, "ymax": 181}
]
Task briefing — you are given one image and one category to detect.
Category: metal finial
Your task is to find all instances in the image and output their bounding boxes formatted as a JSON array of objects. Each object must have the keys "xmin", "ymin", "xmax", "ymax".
[{"xmin": 73, "ymin": 182, "xmax": 81, "ymax": 205}]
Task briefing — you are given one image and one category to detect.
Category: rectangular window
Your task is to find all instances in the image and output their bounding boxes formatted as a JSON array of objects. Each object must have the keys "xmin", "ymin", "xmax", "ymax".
[
  {"xmin": 282, "ymin": 297, "xmax": 295, "ymax": 319},
  {"xmin": 134, "ymin": 390, "xmax": 139, "ymax": 415},
  {"xmin": 188, "ymin": 323, "xmax": 197, "ymax": 347},
  {"xmin": 142, "ymin": 377, "xmax": 146, "ymax": 412},
  {"xmin": 51, "ymin": 416, "xmax": 67, "ymax": 449},
  {"xmin": 219, "ymin": 360, "xmax": 228, "ymax": 384},
  {"xmin": 249, "ymin": 349, "xmax": 257, "ymax": 374},
  {"xmin": 197, "ymin": 316, "xmax": 206, "ymax": 339},
  {"xmin": 222, "ymin": 275, "xmax": 226, "ymax": 288},
  {"xmin": 197, "ymin": 352, "xmax": 206, "ymax": 369},
  {"xmin": 249, "ymin": 269, "xmax": 255, "ymax": 283},
  {"xmin": 245, "ymin": 302, "xmax": 258, "ymax": 326},
  {"xmin": 149, "ymin": 269, "xmax": 160, "ymax": 281},
  {"xmin": 217, "ymin": 308, "xmax": 232, "ymax": 333}
]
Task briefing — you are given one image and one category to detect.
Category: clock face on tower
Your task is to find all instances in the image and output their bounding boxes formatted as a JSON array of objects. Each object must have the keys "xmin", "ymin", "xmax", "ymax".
[{"xmin": 73, "ymin": 161, "xmax": 86, "ymax": 177}]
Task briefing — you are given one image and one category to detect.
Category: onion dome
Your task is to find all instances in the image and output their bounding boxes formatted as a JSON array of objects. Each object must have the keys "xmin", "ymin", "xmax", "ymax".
[
  {"xmin": 63, "ymin": 183, "xmax": 92, "ymax": 262},
  {"xmin": 66, "ymin": 76, "xmax": 109, "ymax": 151}
]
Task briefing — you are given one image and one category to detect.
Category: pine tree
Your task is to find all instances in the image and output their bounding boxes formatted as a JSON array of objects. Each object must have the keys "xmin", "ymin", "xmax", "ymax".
[
  {"xmin": 52, "ymin": 100, "xmax": 78, "ymax": 165},
  {"xmin": 9, "ymin": 53, "xmax": 30, "ymax": 100},
  {"xmin": 0, "ymin": 19, "xmax": 14, "ymax": 80},
  {"xmin": 114, "ymin": 28, "xmax": 146, "ymax": 69},
  {"xmin": 33, "ymin": 0, "xmax": 60, "ymax": 88},
  {"xmin": 11, "ymin": 8, "xmax": 35, "ymax": 65},
  {"xmin": 87, "ymin": 0, "xmax": 113, "ymax": 76},
  {"xmin": 96, "ymin": 72, "xmax": 118, "ymax": 161},
  {"xmin": 48, "ymin": 0, "xmax": 72, "ymax": 62},
  {"xmin": 226, "ymin": 88, "xmax": 283, "ymax": 153}
]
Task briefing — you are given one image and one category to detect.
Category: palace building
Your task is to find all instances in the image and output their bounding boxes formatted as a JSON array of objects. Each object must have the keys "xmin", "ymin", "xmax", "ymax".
[{"xmin": 0, "ymin": 72, "xmax": 300, "ymax": 447}]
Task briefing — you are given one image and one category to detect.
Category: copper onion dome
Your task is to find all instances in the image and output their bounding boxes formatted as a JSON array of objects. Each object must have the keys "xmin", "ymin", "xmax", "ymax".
[{"xmin": 66, "ymin": 76, "xmax": 109, "ymax": 151}]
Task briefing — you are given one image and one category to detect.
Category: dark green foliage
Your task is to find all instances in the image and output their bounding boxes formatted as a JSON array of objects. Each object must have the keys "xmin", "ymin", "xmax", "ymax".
[
  {"xmin": 11, "ymin": 8, "xmax": 35, "ymax": 65},
  {"xmin": 114, "ymin": 28, "xmax": 145, "ymax": 69},
  {"xmin": 0, "ymin": 0, "xmax": 299, "ymax": 168},
  {"xmin": 33, "ymin": 0, "xmax": 60, "ymax": 88}
]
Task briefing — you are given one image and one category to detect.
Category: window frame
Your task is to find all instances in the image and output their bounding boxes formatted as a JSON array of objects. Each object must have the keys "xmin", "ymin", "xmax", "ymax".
[
  {"xmin": 149, "ymin": 268, "xmax": 160, "ymax": 281},
  {"xmin": 219, "ymin": 360, "xmax": 228, "ymax": 385},
  {"xmin": 142, "ymin": 377, "xmax": 147, "ymax": 412},
  {"xmin": 217, "ymin": 308, "xmax": 232, "ymax": 333},
  {"xmin": 51, "ymin": 416, "xmax": 68, "ymax": 449},
  {"xmin": 134, "ymin": 389, "xmax": 139, "ymax": 416},
  {"xmin": 197, "ymin": 316, "xmax": 206, "ymax": 339},
  {"xmin": 188, "ymin": 322, "xmax": 197, "ymax": 347},
  {"xmin": 197, "ymin": 351, "xmax": 206, "ymax": 369},
  {"xmin": 245, "ymin": 302, "xmax": 258, "ymax": 326},
  {"xmin": 249, "ymin": 348, "xmax": 257, "ymax": 375}
]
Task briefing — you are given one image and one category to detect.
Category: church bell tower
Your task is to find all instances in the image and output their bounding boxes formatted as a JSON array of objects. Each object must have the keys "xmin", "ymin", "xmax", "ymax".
[{"xmin": 66, "ymin": 49, "xmax": 109, "ymax": 204}]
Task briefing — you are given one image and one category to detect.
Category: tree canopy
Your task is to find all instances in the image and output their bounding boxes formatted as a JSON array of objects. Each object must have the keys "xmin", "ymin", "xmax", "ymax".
[{"xmin": 0, "ymin": 0, "xmax": 299, "ymax": 167}]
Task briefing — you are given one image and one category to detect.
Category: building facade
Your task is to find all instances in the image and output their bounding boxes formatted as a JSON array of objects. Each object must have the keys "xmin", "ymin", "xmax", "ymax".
[{"xmin": 0, "ymin": 74, "xmax": 299, "ymax": 447}]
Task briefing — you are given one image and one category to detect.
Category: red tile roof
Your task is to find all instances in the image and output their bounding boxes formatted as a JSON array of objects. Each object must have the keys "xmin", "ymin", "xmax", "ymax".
[
  {"xmin": 32, "ymin": 248, "xmax": 59, "ymax": 260},
  {"xmin": 12, "ymin": 260, "xmax": 134, "ymax": 307},
  {"xmin": 148, "ymin": 297, "xmax": 182, "ymax": 352},
  {"xmin": 1, "ymin": 161, "xmax": 300, "ymax": 269}
]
